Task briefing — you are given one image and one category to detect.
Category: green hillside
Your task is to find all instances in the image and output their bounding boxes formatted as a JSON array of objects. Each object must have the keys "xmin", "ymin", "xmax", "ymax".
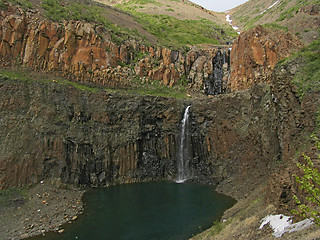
[{"xmin": 230, "ymin": 0, "xmax": 320, "ymax": 44}]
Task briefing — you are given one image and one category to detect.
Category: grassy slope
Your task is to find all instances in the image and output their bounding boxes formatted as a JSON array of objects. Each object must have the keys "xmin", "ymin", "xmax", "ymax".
[
  {"xmin": 112, "ymin": 0, "xmax": 238, "ymax": 48},
  {"xmin": 230, "ymin": 0, "xmax": 320, "ymax": 44},
  {"xmin": 0, "ymin": 67, "xmax": 188, "ymax": 99},
  {"xmin": 282, "ymin": 38, "xmax": 320, "ymax": 98},
  {"xmin": 1, "ymin": 0, "xmax": 155, "ymax": 44}
]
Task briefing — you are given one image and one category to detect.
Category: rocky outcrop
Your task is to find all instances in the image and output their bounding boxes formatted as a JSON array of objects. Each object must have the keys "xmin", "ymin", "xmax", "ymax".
[
  {"xmin": 0, "ymin": 3, "xmax": 230, "ymax": 94},
  {"xmin": 229, "ymin": 25, "xmax": 302, "ymax": 92},
  {"xmin": 0, "ymin": 5, "xmax": 136, "ymax": 88}
]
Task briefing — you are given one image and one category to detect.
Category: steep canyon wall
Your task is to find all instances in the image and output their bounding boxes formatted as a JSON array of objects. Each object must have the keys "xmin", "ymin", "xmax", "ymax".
[{"xmin": 0, "ymin": 78, "xmax": 280, "ymax": 190}]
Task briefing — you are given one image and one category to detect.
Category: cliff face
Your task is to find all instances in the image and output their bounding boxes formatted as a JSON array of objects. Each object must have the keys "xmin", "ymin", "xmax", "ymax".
[
  {"xmin": 230, "ymin": 25, "xmax": 302, "ymax": 92},
  {"xmin": 0, "ymin": 78, "xmax": 279, "ymax": 190},
  {"xmin": 0, "ymin": 79, "xmax": 182, "ymax": 188},
  {"xmin": 265, "ymin": 52, "xmax": 320, "ymax": 213},
  {"xmin": 0, "ymin": 5, "xmax": 230, "ymax": 94}
]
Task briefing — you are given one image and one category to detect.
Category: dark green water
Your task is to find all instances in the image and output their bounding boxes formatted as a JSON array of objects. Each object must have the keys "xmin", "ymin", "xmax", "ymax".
[{"xmin": 35, "ymin": 181, "xmax": 235, "ymax": 240}]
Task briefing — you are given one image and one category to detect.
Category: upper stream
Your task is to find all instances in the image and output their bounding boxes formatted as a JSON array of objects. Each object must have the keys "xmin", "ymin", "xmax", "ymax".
[{"xmin": 34, "ymin": 181, "xmax": 235, "ymax": 240}]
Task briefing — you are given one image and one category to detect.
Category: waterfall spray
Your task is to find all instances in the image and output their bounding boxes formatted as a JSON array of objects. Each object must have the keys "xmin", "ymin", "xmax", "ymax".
[{"xmin": 176, "ymin": 106, "xmax": 191, "ymax": 183}]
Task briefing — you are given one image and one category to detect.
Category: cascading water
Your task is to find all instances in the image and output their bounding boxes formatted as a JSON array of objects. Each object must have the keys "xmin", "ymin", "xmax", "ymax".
[
  {"xmin": 176, "ymin": 106, "xmax": 191, "ymax": 183},
  {"xmin": 204, "ymin": 50, "xmax": 230, "ymax": 95}
]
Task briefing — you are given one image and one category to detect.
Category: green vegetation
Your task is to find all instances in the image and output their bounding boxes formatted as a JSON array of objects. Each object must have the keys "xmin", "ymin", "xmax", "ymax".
[
  {"xmin": 0, "ymin": 68, "xmax": 100, "ymax": 93},
  {"xmin": 243, "ymin": 13, "xmax": 264, "ymax": 30},
  {"xmin": 293, "ymin": 135, "xmax": 320, "ymax": 225},
  {"xmin": 277, "ymin": 5, "xmax": 300, "ymax": 22},
  {"xmin": 2, "ymin": 0, "xmax": 33, "ymax": 9},
  {"xmin": 132, "ymin": 14, "xmax": 223, "ymax": 47},
  {"xmin": 208, "ymin": 221, "xmax": 224, "ymax": 236},
  {"xmin": 41, "ymin": 0, "xmax": 146, "ymax": 44},
  {"xmin": 0, "ymin": 68, "xmax": 33, "ymax": 82},
  {"xmin": 121, "ymin": 77, "xmax": 188, "ymax": 99},
  {"xmin": 42, "ymin": 0, "xmax": 109, "ymax": 23},
  {"xmin": 116, "ymin": 0, "xmax": 238, "ymax": 48},
  {"xmin": 165, "ymin": 8, "xmax": 174, "ymax": 12},
  {"xmin": 124, "ymin": 0, "xmax": 162, "ymax": 6},
  {"xmin": 290, "ymin": 38, "xmax": 320, "ymax": 99},
  {"xmin": 0, "ymin": 0, "xmax": 7, "ymax": 9},
  {"xmin": 0, "ymin": 68, "xmax": 188, "ymax": 99},
  {"xmin": 262, "ymin": 23, "xmax": 288, "ymax": 32},
  {"xmin": 233, "ymin": 0, "xmax": 320, "ymax": 32}
]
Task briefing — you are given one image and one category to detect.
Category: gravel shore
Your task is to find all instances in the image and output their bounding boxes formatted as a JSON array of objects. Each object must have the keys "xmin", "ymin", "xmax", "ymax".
[{"xmin": 0, "ymin": 179, "xmax": 84, "ymax": 240}]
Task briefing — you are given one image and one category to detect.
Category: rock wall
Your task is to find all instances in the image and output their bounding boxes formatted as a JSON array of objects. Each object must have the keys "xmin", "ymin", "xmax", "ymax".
[
  {"xmin": 190, "ymin": 83, "xmax": 280, "ymax": 193},
  {"xmin": 0, "ymin": 79, "xmax": 183, "ymax": 188},
  {"xmin": 229, "ymin": 25, "xmax": 302, "ymax": 92},
  {"xmin": 0, "ymin": 77, "xmax": 280, "ymax": 190},
  {"xmin": 264, "ymin": 52, "xmax": 320, "ymax": 212},
  {"xmin": 0, "ymin": 3, "xmax": 230, "ymax": 94}
]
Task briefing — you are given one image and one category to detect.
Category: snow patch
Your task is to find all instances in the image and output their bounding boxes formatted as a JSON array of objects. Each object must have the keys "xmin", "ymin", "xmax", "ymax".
[
  {"xmin": 260, "ymin": 0, "xmax": 280, "ymax": 15},
  {"xmin": 259, "ymin": 214, "xmax": 314, "ymax": 238},
  {"xmin": 226, "ymin": 15, "xmax": 240, "ymax": 35}
]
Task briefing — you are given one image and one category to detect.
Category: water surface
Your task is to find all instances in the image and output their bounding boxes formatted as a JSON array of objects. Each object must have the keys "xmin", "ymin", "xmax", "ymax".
[{"xmin": 36, "ymin": 181, "xmax": 235, "ymax": 240}]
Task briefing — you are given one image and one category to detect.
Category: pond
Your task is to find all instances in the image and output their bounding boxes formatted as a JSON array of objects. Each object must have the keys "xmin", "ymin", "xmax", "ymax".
[{"xmin": 34, "ymin": 181, "xmax": 235, "ymax": 240}]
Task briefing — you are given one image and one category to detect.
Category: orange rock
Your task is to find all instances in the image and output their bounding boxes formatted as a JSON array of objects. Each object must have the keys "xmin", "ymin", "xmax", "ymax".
[{"xmin": 230, "ymin": 25, "xmax": 303, "ymax": 92}]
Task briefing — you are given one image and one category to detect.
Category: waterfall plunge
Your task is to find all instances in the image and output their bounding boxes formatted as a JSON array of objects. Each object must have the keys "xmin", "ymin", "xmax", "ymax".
[{"xmin": 176, "ymin": 106, "xmax": 191, "ymax": 184}]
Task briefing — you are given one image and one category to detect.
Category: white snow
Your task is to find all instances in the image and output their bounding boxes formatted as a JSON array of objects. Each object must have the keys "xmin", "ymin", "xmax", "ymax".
[
  {"xmin": 260, "ymin": 0, "xmax": 280, "ymax": 15},
  {"xmin": 175, "ymin": 179, "xmax": 186, "ymax": 184},
  {"xmin": 259, "ymin": 214, "xmax": 314, "ymax": 238},
  {"xmin": 226, "ymin": 14, "xmax": 240, "ymax": 35}
]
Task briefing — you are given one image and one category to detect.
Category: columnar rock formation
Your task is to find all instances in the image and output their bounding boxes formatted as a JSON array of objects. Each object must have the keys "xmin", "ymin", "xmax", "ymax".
[
  {"xmin": 0, "ymin": 77, "xmax": 279, "ymax": 190},
  {"xmin": 0, "ymin": 4, "xmax": 230, "ymax": 94},
  {"xmin": 229, "ymin": 25, "xmax": 302, "ymax": 92},
  {"xmin": 0, "ymin": 80, "xmax": 182, "ymax": 188}
]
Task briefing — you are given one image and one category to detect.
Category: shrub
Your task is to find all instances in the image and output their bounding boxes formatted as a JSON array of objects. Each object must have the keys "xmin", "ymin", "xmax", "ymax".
[{"xmin": 293, "ymin": 136, "xmax": 320, "ymax": 225}]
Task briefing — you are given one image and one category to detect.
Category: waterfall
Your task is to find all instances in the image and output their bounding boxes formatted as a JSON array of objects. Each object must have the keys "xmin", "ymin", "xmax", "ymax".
[
  {"xmin": 176, "ymin": 106, "xmax": 191, "ymax": 183},
  {"xmin": 204, "ymin": 50, "xmax": 229, "ymax": 95}
]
